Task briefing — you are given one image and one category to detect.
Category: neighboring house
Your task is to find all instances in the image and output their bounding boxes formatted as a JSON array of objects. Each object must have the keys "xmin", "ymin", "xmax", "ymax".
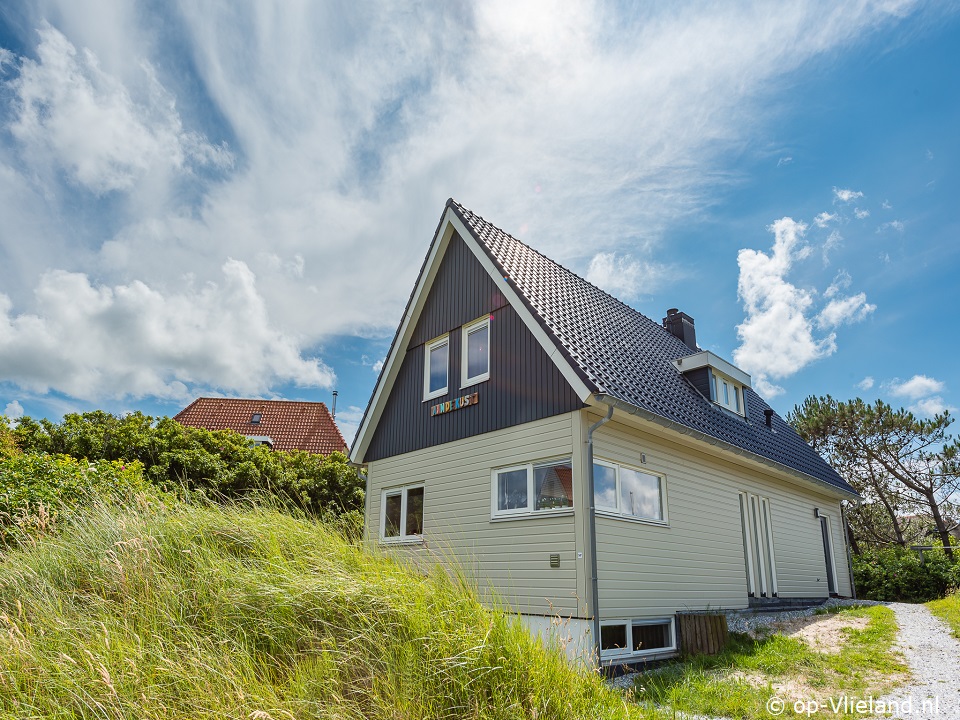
[
  {"xmin": 350, "ymin": 199, "xmax": 859, "ymax": 666},
  {"xmin": 175, "ymin": 398, "xmax": 347, "ymax": 454}
]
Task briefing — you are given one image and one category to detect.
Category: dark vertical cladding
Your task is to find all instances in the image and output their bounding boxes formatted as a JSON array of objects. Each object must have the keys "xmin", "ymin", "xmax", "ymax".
[
  {"xmin": 366, "ymin": 233, "xmax": 584, "ymax": 462},
  {"xmin": 663, "ymin": 308, "xmax": 697, "ymax": 351},
  {"xmin": 684, "ymin": 367, "xmax": 713, "ymax": 401}
]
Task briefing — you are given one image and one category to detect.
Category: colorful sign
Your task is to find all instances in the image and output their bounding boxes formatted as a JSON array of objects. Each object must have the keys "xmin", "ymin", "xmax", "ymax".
[{"xmin": 431, "ymin": 392, "xmax": 479, "ymax": 416}]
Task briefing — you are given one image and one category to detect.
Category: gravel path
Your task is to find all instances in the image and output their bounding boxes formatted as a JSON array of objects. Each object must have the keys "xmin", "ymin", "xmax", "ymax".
[{"xmin": 879, "ymin": 603, "xmax": 960, "ymax": 719}]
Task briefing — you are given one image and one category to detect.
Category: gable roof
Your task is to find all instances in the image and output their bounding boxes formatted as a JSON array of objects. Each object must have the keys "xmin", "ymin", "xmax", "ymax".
[
  {"xmin": 174, "ymin": 398, "xmax": 347, "ymax": 454},
  {"xmin": 352, "ymin": 199, "xmax": 856, "ymax": 499}
]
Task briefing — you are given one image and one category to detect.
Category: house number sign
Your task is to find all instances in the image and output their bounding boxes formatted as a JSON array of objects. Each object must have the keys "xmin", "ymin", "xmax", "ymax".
[{"xmin": 430, "ymin": 392, "xmax": 479, "ymax": 416}]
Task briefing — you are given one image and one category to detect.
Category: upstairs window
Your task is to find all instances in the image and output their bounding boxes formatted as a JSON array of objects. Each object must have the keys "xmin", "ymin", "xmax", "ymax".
[
  {"xmin": 461, "ymin": 316, "xmax": 490, "ymax": 387},
  {"xmin": 492, "ymin": 459, "xmax": 573, "ymax": 517},
  {"xmin": 713, "ymin": 371, "xmax": 743, "ymax": 415},
  {"xmin": 250, "ymin": 413, "xmax": 262, "ymax": 424},
  {"xmin": 594, "ymin": 459, "xmax": 666, "ymax": 523},
  {"xmin": 423, "ymin": 335, "xmax": 449, "ymax": 401}
]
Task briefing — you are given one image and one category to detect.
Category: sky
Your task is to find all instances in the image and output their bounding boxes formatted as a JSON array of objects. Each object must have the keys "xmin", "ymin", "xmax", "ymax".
[{"xmin": 0, "ymin": 1, "xmax": 958, "ymax": 445}]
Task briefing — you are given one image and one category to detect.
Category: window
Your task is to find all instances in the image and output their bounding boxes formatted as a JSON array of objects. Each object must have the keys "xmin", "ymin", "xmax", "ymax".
[
  {"xmin": 492, "ymin": 459, "xmax": 573, "ymax": 517},
  {"xmin": 594, "ymin": 460, "xmax": 665, "ymax": 522},
  {"xmin": 250, "ymin": 413, "xmax": 262, "ymax": 424},
  {"xmin": 423, "ymin": 335, "xmax": 449, "ymax": 401},
  {"xmin": 712, "ymin": 371, "xmax": 743, "ymax": 415},
  {"xmin": 600, "ymin": 618, "xmax": 676, "ymax": 660},
  {"xmin": 461, "ymin": 316, "xmax": 491, "ymax": 387},
  {"xmin": 381, "ymin": 485, "xmax": 424, "ymax": 541}
]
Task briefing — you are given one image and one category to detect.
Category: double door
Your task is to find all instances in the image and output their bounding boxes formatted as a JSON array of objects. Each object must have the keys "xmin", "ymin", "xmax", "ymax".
[{"xmin": 739, "ymin": 492, "xmax": 778, "ymax": 597}]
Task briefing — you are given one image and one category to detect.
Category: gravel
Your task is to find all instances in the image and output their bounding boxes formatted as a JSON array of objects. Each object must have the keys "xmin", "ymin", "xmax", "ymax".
[
  {"xmin": 724, "ymin": 597, "xmax": 880, "ymax": 635},
  {"xmin": 878, "ymin": 602, "xmax": 960, "ymax": 719}
]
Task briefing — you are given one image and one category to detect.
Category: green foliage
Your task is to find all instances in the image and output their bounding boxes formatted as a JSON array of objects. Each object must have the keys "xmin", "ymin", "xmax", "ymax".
[
  {"xmin": 0, "ymin": 502, "xmax": 638, "ymax": 719},
  {"xmin": 0, "ymin": 418, "xmax": 17, "ymax": 460},
  {"xmin": 852, "ymin": 546, "xmax": 960, "ymax": 602},
  {"xmin": 637, "ymin": 606, "xmax": 904, "ymax": 719},
  {"xmin": 0, "ymin": 452, "xmax": 152, "ymax": 541},
  {"xmin": 12, "ymin": 411, "xmax": 363, "ymax": 516},
  {"xmin": 927, "ymin": 593, "xmax": 960, "ymax": 639}
]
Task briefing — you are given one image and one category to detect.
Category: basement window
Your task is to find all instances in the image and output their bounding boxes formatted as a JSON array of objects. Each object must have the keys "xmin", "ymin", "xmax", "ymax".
[{"xmin": 600, "ymin": 618, "xmax": 676, "ymax": 661}]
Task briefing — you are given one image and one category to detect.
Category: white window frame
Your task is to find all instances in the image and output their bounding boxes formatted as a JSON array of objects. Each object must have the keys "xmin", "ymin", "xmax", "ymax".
[
  {"xmin": 491, "ymin": 458, "xmax": 574, "ymax": 519},
  {"xmin": 593, "ymin": 458, "xmax": 668, "ymax": 525},
  {"xmin": 599, "ymin": 617, "xmax": 677, "ymax": 661},
  {"xmin": 423, "ymin": 334, "xmax": 449, "ymax": 401},
  {"xmin": 380, "ymin": 484, "xmax": 424, "ymax": 543},
  {"xmin": 712, "ymin": 370, "xmax": 744, "ymax": 416},
  {"xmin": 461, "ymin": 316, "xmax": 491, "ymax": 388}
]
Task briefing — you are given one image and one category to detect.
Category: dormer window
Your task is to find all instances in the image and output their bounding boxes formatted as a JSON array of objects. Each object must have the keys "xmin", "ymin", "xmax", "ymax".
[
  {"xmin": 250, "ymin": 413, "xmax": 262, "ymax": 424},
  {"xmin": 673, "ymin": 350, "xmax": 751, "ymax": 418}
]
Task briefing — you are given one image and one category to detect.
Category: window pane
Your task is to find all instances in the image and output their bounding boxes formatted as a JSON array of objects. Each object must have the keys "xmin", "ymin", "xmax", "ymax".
[
  {"xmin": 594, "ymin": 463, "xmax": 617, "ymax": 510},
  {"xmin": 384, "ymin": 493, "xmax": 402, "ymax": 537},
  {"xmin": 428, "ymin": 341, "xmax": 448, "ymax": 393},
  {"xmin": 619, "ymin": 467, "xmax": 662, "ymax": 520},
  {"xmin": 633, "ymin": 622, "xmax": 671, "ymax": 652},
  {"xmin": 600, "ymin": 624, "xmax": 628, "ymax": 651},
  {"xmin": 405, "ymin": 487, "xmax": 424, "ymax": 535},
  {"xmin": 534, "ymin": 461, "xmax": 573, "ymax": 510},
  {"xmin": 734, "ymin": 386, "xmax": 741, "ymax": 412},
  {"xmin": 466, "ymin": 324, "xmax": 489, "ymax": 380},
  {"xmin": 723, "ymin": 381, "xmax": 730, "ymax": 405},
  {"xmin": 497, "ymin": 468, "xmax": 528, "ymax": 511}
]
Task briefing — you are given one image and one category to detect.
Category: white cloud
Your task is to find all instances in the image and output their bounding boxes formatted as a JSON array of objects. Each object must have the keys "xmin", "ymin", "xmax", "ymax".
[
  {"xmin": 882, "ymin": 200, "xmax": 893, "ymax": 209},
  {"xmin": 817, "ymin": 292, "xmax": 876, "ymax": 328},
  {"xmin": 910, "ymin": 396, "xmax": 954, "ymax": 417},
  {"xmin": 833, "ymin": 187, "xmax": 864, "ymax": 203},
  {"xmin": 879, "ymin": 252, "xmax": 891, "ymax": 263},
  {"xmin": 854, "ymin": 207, "xmax": 869, "ymax": 219},
  {"xmin": 878, "ymin": 220, "xmax": 904, "ymax": 232},
  {"xmin": 586, "ymin": 252, "xmax": 667, "ymax": 300},
  {"xmin": 823, "ymin": 269, "xmax": 851, "ymax": 298},
  {"xmin": 926, "ymin": 149, "xmax": 934, "ymax": 160},
  {"xmin": 888, "ymin": 375, "xmax": 945, "ymax": 400},
  {"xmin": 3, "ymin": 400, "xmax": 24, "ymax": 423},
  {"xmin": 734, "ymin": 218, "xmax": 873, "ymax": 396},
  {"xmin": 0, "ymin": 260, "xmax": 334, "ymax": 401},
  {"xmin": 0, "ymin": 2, "xmax": 936, "ymax": 405},
  {"xmin": 8, "ymin": 23, "xmax": 230, "ymax": 195},
  {"xmin": 814, "ymin": 211, "xmax": 837, "ymax": 228},
  {"xmin": 822, "ymin": 230, "xmax": 843, "ymax": 265},
  {"xmin": 777, "ymin": 156, "xmax": 793, "ymax": 167},
  {"xmin": 372, "ymin": 359, "xmax": 384, "ymax": 374},
  {"xmin": 857, "ymin": 376, "xmax": 874, "ymax": 391}
]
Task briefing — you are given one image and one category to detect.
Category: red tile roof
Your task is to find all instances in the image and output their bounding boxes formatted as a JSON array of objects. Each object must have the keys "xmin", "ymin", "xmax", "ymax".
[{"xmin": 173, "ymin": 398, "xmax": 347, "ymax": 454}]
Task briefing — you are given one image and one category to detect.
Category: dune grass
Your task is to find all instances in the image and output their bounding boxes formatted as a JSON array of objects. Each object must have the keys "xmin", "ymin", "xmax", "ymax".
[
  {"xmin": 634, "ymin": 606, "xmax": 906, "ymax": 719},
  {"xmin": 927, "ymin": 593, "xmax": 960, "ymax": 639},
  {"xmin": 0, "ymin": 500, "xmax": 639, "ymax": 719}
]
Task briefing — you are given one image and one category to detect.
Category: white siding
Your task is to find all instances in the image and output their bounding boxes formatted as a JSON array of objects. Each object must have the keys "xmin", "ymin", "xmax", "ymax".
[
  {"xmin": 590, "ymin": 414, "xmax": 854, "ymax": 618},
  {"xmin": 365, "ymin": 413, "xmax": 580, "ymax": 615}
]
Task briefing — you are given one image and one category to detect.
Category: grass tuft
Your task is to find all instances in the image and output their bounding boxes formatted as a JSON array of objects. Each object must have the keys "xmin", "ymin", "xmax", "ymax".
[
  {"xmin": 0, "ymin": 501, "xmax": 639, "ymax": 719},
  {"xmin": 927, "ymin": 592, "xmax": 960, "ymax": 639}
]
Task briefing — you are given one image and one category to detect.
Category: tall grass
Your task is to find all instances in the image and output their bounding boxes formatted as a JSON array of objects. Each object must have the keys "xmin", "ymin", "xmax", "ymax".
[
  {"xmin": 0, "ymin": 501, "xmax": 638, "ymax": 719},
  {"xmin": 927, "ymin": 593, "xmax": 960, "ymax": 639}
]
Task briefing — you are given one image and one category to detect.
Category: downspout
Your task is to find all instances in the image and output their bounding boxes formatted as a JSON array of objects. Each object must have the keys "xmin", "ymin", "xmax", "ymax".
[
  {"xmin": 841, "ymin": 501, "xmax": 857, "ymax": 600},
  {"xmin": 586, "ymin": 404, "xmax": 614, "ymax": 667}
]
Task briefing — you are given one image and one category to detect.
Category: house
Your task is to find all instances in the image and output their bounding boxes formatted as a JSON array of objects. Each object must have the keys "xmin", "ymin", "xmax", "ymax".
[
  {"xmin": 174, "ymin": 398, "xmax": 347, "ymax": 454},
  {"xmin": 349, "ymin": 199, "xmax": 859, "ymax": 666}
]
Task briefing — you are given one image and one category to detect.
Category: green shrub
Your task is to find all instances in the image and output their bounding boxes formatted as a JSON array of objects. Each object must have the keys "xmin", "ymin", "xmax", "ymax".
[
  {"xmin": 13, "ymin": 412, "xmax": 363, "ymax": 517},
  {"xmin": 0, "ymin": 418, "xmax": 17, "ymax": 460},
  {"xmin": 0, "ymin": 452, "xmax": 153, "ymax": 542},
  {"xmin": 853, "ymin": 546, "xmax": 959, "ymax": 602}
]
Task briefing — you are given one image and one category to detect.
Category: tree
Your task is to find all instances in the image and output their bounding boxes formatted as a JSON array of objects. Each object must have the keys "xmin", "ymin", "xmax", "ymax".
[{"xmin": 790, "ymin": 396, "xmax": 960, "ymax": 560}]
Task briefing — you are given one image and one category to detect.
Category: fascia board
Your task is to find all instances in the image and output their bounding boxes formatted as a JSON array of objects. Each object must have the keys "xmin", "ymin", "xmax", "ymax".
[
  {"xmin": 350, "ymin": 210, "xmax": 459, "ymax": 464},
  {"xmin": 673, "ymin": 351, "xmax": 752, "ymax": 388},
  {"xmin": 585, "ymin": 394, "xmax": 859, "ymax": 502},
  {"xmin": 446, "ymin": 212, "xmax": 594, "ymax": 403}
]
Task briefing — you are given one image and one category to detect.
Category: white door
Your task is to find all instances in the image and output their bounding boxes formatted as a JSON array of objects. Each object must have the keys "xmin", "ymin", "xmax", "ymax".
[{"xmin": 739, "ymin": 492, "xmax": 779, "ymax": 597}]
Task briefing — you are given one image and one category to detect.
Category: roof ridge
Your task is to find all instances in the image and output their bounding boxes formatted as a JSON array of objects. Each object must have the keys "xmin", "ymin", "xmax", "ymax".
[{"xmin": 448, "ymin": 198, "xmax": 683, "ymax": 348}]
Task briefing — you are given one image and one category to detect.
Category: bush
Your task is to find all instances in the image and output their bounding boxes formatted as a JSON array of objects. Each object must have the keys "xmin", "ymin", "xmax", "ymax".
[
  {"xmin": 853, "ymin": 546, "xmax": 959, "ymax": 602},
  {"xmin": 0, "ymin": 452, "xmax": 153, "ymax": 542},
  {"xmin": 12, "ymin": 412, "xmax": 363, "ymax": 516}
]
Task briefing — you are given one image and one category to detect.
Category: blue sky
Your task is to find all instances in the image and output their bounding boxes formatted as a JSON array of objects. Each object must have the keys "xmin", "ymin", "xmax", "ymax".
[{"xmin": 0, "ymin": 1, "xmax": 958, "ymax": 444}]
